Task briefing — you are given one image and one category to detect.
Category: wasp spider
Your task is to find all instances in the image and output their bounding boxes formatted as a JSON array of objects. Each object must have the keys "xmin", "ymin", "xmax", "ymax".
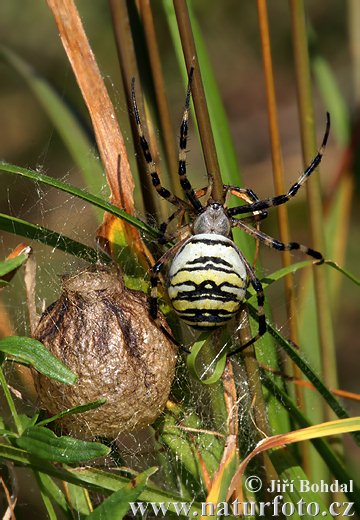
[{"xmin": 131, "ymin": 70, "xmax": 329, "ymax": 356}]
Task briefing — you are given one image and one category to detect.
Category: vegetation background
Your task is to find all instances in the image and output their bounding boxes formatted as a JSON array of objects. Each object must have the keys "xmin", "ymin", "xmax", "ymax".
[{"xmin": 0, "ymin": 1, "xmax": 359, "ymax": 518}]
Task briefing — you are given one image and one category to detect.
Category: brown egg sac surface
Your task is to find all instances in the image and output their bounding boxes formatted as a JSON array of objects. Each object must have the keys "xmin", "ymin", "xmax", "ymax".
[{"xmin": 33, "ymin": 266, "xmax": 177, "ymax": 439}]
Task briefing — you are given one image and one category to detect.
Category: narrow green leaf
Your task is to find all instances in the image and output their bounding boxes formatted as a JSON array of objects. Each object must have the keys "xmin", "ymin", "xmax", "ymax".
[
  {"xmin": 16, "ymin": 426, "xmax": 110, "ymax": 463},
  {"xmin": 187, "ymin": 332, "xmax": 227, "ymax": 384},
  {"xmin": 324, "ymin": 260, "xmax": 360, "ymax": 286},
  {"xmin": 87, "ymin": 468, "xmax": 157, "ymax": 520},
  {"xmin": 35, "ymin": 471, "xmax": 71, "ymax": 517},
  {"xmin": 35, "ymin": 473, "xmax": 58, "ymax": 520},
  {"xmin": 0, "ymin": 366, "xmax": 23, "ymax": 434},
  {"xmin": 262, "ymin": 372, "xmax": 360, "ymax": 512},
  {"xmin": 37, "ymin": 398, "xmax": 106, "ymax": 427},
  {"xmin": 0, "ymin": 336, "xmax": 77, "ymax": 384},
  {"xmin": 312, "ymin": 54, "xmax": 350, "ymax": 146},
  {"xmin": 269, "ymin": 450, "xmax": 333, "ymax": 520},
  {"xmin": 66, "ymin": 483, "xmax": 92, "ymax": 516},
  {"xmin": 0, "ymin": 213, "xmax": 107, "ymax": 263},
  {"xmin": 0, "ymin": 254, "xmax": 28, "ymax": 277},
  {"xmin": 0, "ymin": 162, "xmax": 159, "ymax": 238}
]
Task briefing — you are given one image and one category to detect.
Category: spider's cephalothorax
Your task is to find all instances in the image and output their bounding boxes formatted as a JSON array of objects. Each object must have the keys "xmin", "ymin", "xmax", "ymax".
[{"xmin": 131, "ymin": 69, "xmax": 329, "ymax": 356}]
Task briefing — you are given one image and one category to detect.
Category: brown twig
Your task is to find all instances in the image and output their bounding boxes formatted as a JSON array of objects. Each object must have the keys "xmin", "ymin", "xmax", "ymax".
[
  {"xmin": 173, "ymin": 0, "xmax": 223, "ymax": 203},
  {"xmin": 139, "ymin": 0, "xmax": 182, "ymax": 199},
  {"xmin": 256, "ymin": 0, "xmax": 304, "ymax": 408}
]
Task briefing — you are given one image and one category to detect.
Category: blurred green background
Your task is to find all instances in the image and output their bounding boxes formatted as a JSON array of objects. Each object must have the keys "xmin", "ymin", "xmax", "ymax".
[{"xmin": 0, "ymin": 1, "xmax": 359, "ymax": 517}]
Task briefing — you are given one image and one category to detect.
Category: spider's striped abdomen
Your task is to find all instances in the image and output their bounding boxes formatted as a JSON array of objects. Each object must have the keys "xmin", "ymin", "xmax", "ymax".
[{"xmin": 168, "ymin": 234, "xmax": 247, "ymax": 329}]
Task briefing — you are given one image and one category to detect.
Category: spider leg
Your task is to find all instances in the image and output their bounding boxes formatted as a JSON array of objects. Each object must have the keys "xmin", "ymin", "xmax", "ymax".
[
  {"xmin": 178, "ymin": 68, "xmax": 203, "ymax": 213},
  {"xmin": 150, "ymin": 238, "xmax": 190, "ymax": 353},
  {"xmin": 227, "ymin": 113, "xmax": 330, "ymax": 217},
  {"xmin": 231, "ymin": 218, "xmax": 324, "ymax": 263},
  {"xmin": 224, "ymin": 185, "xmax": 268, "ymax": 222},
  {"xmin": 131, "ymin": 78, "xmax": 186, "ymax": 209},
  {"xmin": 226, "ymin": 248, "xmax": 266, "ymax": 356},
  {"xmin": 158, "ymin": 207, "xmax": 186, "ymax": 244}
]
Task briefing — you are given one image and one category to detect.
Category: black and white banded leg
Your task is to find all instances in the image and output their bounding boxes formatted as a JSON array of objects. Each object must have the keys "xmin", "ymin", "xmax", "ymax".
[
  {"xmin": 177, "ymin": 67, "xmax": 203, "ymax": 212},
  {"xmin": 226, "ymin": 247, "xmax": 266, "ymax": 357},
  {"xmin": 224, "ymin": 185, "xmax": 268, "ymax": 222},
  {"xmin": 231, "ymin": 219, "xmax": 324, "ymax": 263},
  {"xmin": 227, "ymin": 113, "xmax": 330, "ymax": 218},
  {"xmin": 131, "ymin": 78, "xmax": 184, "ymax": 208}
]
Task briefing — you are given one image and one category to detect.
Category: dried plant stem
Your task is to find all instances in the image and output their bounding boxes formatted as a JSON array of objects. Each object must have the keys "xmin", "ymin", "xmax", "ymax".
[
  {"xmin": 238, "ymin": 310, "xmax": 277, "ymax": 498},
  {"xmin": 108, "ymin": 0, "xmax": 159, "ymax": 220},
  {"xmin": 173, "ymin": 0, "xmax": 223, "ymax": 203},
  {"xmin": 139, "ymin": 0, "xmax": 182, "ymax": 199},
  {"xmin": 46, "ymin": 0, "xmax": 133, "ymax": 211},
  {"xmin": 256, "ymin": 0, "xmax": 304, "ymax": 408},
  {"xmin": 289, "ymin": 0, "xmax": 339, "ymax": 415}
]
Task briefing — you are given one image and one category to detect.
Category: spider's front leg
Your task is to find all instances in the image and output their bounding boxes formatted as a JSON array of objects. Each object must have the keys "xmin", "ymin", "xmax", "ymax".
[
  {"xmin": 227, "ymin": 113, "xmax": 330, "ymax": 218},
  {"xmin": 224, "ymin": 185, "xmax": 268, "ymax": 223}
]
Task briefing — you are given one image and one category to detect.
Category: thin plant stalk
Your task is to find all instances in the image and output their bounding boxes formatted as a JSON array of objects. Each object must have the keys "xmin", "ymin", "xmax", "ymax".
[
  {"xmin": 108, "ymin": 0, "xmax": 160, "ymax": 220},
  {"xmin": 289, "ymin": 0, "xmax": 338, "ymax": 413},
  {"xmin": 173, "ymin": 0, "xmax": 223, "ymax": 203},
  {"xmin": 289, "ymin": 0, "xmax": 341, "ymax": 494},
  {"xmin": 256, "ymin": 0, "xmax": 305, "ymax": 409},
  {"xmin": 138, "ymin": 0, "xmax": 182, "ymax": 199}
]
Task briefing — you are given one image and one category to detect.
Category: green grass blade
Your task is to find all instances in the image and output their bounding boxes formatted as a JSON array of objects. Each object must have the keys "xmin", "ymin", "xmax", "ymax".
[
  {"xmin": 36, "ymin": 399, "xmax": 106, "ymax": 427},
  {"xmin": 86, "ymin": 468, "xmax": 157, "ymax": 520},
  {"xmin": 0, "ymin": 162, "xmax": 158, "ymax": 238},
  {"xmin": 34, "ymin": 471, "xmax": 71, "ymax": 517},
  {"xmin": 312, "ymin": 54, "xmax": 350, "ymax": 146},
  {"xmin": 66, "ymin": 483, "xmax": 92, "ymax": 516},
  {"xmin": 0, "ymin": 213, "xmax": 106, "ymax": 263},
  {"xmin": 0, "ymin": 254, "xmax": 29, "ymax": 277}
]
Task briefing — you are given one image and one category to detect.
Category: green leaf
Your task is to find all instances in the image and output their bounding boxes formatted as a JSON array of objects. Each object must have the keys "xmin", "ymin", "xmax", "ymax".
[
  {"xmin": 312, "ymin": 53, "xmax": 350, "ymax": 146},
  {"xmin": 87, "ymin": 468, "xmax": 157, "ymax": 520},
  {"xmin": 0, "ymin": 336, "xmax": 77, "ymax": 384},
  {"xmin": 186, "ymin": 332, "xmax": 227, "ymax": 384},
  {"xmin": 66, "ymin": 483, "xmax": 92, "ymax": 516},
  {"xmin": 324, "ymin": 259, "xmax": 360, "ymax": 286},
  {"xmin": 0, "ymin": 162, "xmax": 158, "ymax": 239},
  {"xmin": 16, "ymin": 426, "xmax": 110, "ymax": 463},
  {"xmin": 0, "ymin": 253, "xmax": 29, "ymax": 277},
  {"xmin": 0, "ymin": 213, "xmax": 107, "ymax": 263},
  {"xmin": 35, "ymin": 471, "xmax": 71, "ymax": 518},
  {"xmin": 37, "ymin": 399, "xmax": 107, "ymax": 427}
]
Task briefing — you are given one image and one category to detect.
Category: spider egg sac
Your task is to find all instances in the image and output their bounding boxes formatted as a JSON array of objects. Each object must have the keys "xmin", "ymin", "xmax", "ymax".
[{"xmin": 33, "ymin": 266, "xmax": 177, "ymax": 439}]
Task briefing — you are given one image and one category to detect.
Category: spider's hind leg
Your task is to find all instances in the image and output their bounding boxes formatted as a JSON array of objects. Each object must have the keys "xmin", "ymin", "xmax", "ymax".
[
  {"xmin": 232, "ymin": 219, "xmax": 324, "ymax": 264},
  {"xmin": 226, "ymin": 249, "xmax": 267, "ymax": 357},
  {"xmin": 149, "ymin": 238, "xmax": 190, "ymax": 353}
]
